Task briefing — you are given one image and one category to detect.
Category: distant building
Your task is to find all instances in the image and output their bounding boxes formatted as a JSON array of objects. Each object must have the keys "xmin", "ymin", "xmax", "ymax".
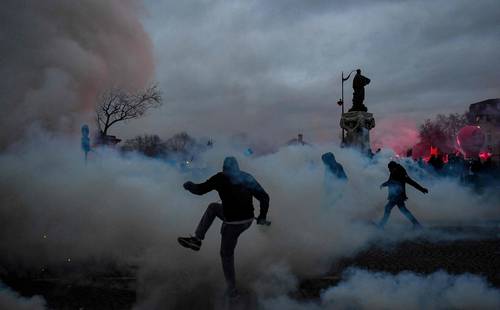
[
  {"xmin": 286, "ymin": 133, "xmax": 311, "ymax": 146},
  {"xmin": 468, "ymin": 98, "xmax": 500, "ymax": 161}
]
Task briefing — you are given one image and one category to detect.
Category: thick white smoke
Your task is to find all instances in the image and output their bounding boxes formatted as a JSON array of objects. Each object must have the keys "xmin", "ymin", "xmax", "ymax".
[
  {"xmin": 0, "ymin": 133, "xmax": 498, "ymax": 308},
  {"xmin": 0, "ymin": 282, "xmax": 46, "ymax": 310},
  {"xmin": 259, "ymin": 268, "xmax": 500, "ymax": 310},
  {"xmin": 1, "ymin": 1, "xmax": 499, "ymax": 308},
  {"xmin": 0, "ymin": 0, "xmax": 154, "ymax": 147}
]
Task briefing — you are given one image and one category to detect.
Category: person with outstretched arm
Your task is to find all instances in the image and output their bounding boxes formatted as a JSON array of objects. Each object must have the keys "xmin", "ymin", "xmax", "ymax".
[
  {"xmin": 378, "ymin": 161, "xmax": 429, "ymax": 229},
  {"xmin": 178, "ymin": 156, "xmax": 270, "ymax": 298}
]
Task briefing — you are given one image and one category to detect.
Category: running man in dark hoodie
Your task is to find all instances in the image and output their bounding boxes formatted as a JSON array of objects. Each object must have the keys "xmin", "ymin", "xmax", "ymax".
[
  {"xmin": 178, "ymin": 157, "xmax": 270, "ymax": 297},
  {"xmin": 378, "ymin": 161, "xmax": 429, "ymax": 228}
]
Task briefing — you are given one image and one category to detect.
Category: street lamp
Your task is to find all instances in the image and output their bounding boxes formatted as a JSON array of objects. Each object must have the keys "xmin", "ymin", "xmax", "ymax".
[{"xmin": 338, "ymin": 70, "xmax": 356, "ymax": 144}]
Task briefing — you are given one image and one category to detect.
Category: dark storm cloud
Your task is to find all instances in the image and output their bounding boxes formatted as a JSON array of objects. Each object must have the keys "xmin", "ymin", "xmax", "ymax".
[{"xmin": 131, "ymin": 0, "xmax": 500, "ymax": 146}]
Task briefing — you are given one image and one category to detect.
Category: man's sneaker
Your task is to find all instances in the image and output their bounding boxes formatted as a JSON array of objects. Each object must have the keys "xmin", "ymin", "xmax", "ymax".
[{"xmin": 177, "ymin": 236, "xmax": 201, "ymax": 251}]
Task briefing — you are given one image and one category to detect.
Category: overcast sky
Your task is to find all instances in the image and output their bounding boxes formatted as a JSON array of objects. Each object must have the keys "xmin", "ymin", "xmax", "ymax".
[
  {"xmin": 1, "ymin": 0, "xmax": 499, "ymax": 148},
  {"xmin": 121, "ymin": 0, "xmax": 500, "ymax": 146}
]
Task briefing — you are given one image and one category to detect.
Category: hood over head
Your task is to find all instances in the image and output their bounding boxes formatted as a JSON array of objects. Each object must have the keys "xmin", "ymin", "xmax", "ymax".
[
  {"xmin": 223, "ymin": 156, "xmax": 240, "ymax": 175},
  {"xmin": 321, "ymin": 152, "xmax": 336, "ymax": 165}
]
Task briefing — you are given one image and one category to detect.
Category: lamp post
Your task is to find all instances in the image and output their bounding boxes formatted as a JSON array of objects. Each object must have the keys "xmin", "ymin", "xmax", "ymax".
[{"xmin": 338, "ymin": 70, "xmax": 355, "ymax": 145}]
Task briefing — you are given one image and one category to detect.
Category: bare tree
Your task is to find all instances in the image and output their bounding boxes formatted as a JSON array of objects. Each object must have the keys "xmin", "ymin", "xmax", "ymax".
[
  {"xmin": 164, "ymin": 132, "xmax": 196, "ymax": 156},
  {"xmin": 96, "ymin": 85, "xmax": 162, "ymax": 136},
  {"xmin": 122, "ymin": 134, "xmax": 166, "ymax": 158},
  {"xmin": 436, "ymin": 113, "xmax": 468, "ymax": 140},
  {"xmin": 419, "ymin": 113, "xmax": 468, "ymax": 152},
  {"xmin": 419, "ymin": 119, "xmax": 447, "ymax": 148}
]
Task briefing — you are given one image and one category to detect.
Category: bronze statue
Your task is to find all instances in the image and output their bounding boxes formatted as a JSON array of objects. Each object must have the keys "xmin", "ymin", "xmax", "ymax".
[{"xmin": 350, "ymin": 69, "xmax": 370, "ymax": 112}]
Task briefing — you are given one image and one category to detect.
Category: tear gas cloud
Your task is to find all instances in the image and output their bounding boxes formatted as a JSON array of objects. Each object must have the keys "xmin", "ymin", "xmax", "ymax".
[
  {"xmin": 260, "ymin": 268, "xmax": 500, "ymax": 310},
  {"xmin": 0, "ymin": 0, "xmax": 154, "ymax": 148},
  {"xmin": 1, "ymin": 0, "xmax": 500, "ymax": 308},
  {"xmin": 0, "ymin": 133, "xmax": 498, "ymax": 308},
  {"xmin": 0, "ymin": 282, "xmax": 46, "ymax": 310}
]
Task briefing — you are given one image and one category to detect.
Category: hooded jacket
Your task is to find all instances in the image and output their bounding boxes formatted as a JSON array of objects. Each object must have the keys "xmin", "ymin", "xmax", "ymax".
[
  {"xmin": 321, "ymin": 152, "xmax": 348, "ymax": 180},
  {"xmin": 185, "ymin": 157, "xmax": 269, "ymax": 222},
  {"xmin": 382, "ymin": 161, "xmax": 427, "ymax": 202}
]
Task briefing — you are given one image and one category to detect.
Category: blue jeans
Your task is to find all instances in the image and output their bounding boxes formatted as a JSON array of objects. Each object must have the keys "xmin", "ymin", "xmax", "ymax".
[{"xmin": 378, "ymin": 200, "xmax": 421, "ymax": 228}]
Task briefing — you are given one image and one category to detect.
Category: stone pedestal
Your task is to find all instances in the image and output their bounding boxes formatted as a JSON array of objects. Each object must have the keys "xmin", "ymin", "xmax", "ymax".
[{"xmin": 340, "ymin": 111, "xmax": 375, "ymax": 153}]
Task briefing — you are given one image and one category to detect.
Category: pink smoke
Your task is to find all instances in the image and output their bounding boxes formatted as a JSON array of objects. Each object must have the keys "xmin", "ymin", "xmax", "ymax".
[
  {"xmin": 371, "ymin": 117, "xmax": 420, "ymax": 155},
  {"xmin": 0, "ymin": 0, "xmax": 155, "ymax": 147}
]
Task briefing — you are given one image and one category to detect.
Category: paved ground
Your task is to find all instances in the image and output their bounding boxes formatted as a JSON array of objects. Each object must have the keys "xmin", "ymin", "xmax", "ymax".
[
  {"xmin": 2, "ymin": 226, "xmax": 499, "ymax": 309},
  {"xmin": 298, "ymin": 238, "xmax": 500, "ymax": 299}
]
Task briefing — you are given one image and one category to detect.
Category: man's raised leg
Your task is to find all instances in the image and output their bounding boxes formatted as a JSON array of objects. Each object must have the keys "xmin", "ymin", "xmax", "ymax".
[
  {"xmin": 178, "ymin": 203, "xmax": 223, "ymax": 251},
  {"xmin": 195, "ymin": 203, "xmax": 224, "ymax": 240}
]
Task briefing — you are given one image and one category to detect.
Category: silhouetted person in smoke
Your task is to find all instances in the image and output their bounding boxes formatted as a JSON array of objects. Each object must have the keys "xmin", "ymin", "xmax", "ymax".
[
  {"xmin": 465, "ymin": 159, "xmax": 484, "ymax": 192},
  {"xmin": 81, "ymin": 124, "xmax": 91, "ymax": 162},
  {"xmin": 350, "ymin": 69, "xmax": 370, "ymax": 112},
  {"xmin": 178, "ymin": 157, "xmax": 270, "ymax": 298},
  {"xmin": 322, "ymin": 152, "xmax": 347, "ymax": 181},
  {"xmin": 428, "ymin": 154, "xmax": 444, "ymax": 174},
  {"xmin": 321, "ymin": 152, "xmax": 347, "ymax": 208},
  {"xmin": 378, "ymin": 161, "xmax": 429, "ymax": 229},
  {"xmin": 445, "ymin": 153, "xmax": 465, "ymax": 178},
  {"xmin": 417, "ymin": 157, "xmax": 425, "ymax": 169}
]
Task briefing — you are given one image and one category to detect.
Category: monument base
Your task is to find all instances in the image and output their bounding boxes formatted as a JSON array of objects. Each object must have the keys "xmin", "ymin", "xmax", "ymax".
[{"xmin": 340, "ymin": 111, "xmax": 375, "ymax": 154}]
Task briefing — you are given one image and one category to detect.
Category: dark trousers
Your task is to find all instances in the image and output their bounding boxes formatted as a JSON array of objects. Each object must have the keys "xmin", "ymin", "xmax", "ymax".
[
  {"xmin": 378, "ymin": 200, "xmax": 421, "ymax": 228},
  {"xmin": 194, "ymin": 203, "xmax": 252, "ymax": 291}
]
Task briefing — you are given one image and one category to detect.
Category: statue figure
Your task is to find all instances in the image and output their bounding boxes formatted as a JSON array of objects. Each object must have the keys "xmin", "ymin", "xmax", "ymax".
[
  {"xmin": 340, "ymin": 111, "xmax": 375, "ymax": 153},
  {"xmin": 350, "ymin": 69, "xmax": 370, "ymax": 112}
]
